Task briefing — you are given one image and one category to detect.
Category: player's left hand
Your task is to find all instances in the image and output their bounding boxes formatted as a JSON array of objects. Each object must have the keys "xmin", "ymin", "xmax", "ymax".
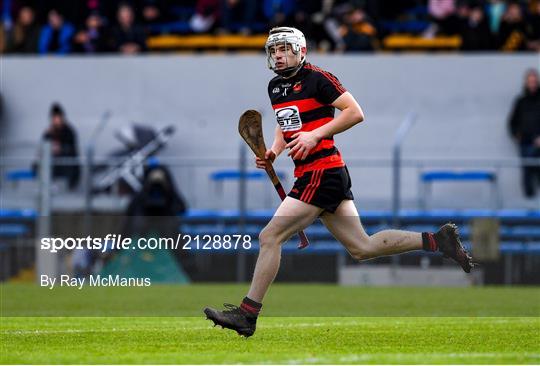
[{"xmin": 286, "ymin": 131, "xmax": 320, "ymax": 160}]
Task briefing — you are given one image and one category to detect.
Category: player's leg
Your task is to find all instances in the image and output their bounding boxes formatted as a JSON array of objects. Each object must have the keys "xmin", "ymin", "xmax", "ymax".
[
  {"xmin": 320, "ymin": 200, "xmax": 422, "ymax": 259},
  {"xmin": 204, "ymin": 196, "xmax": 323, "ymax": 337},
  {"xmin": 246, "ymin": 196, "xmax": 323, "ymax": 302},
  {"xmin": 320, "ymin": 200, "xmax": 474, "ymax": 272}
]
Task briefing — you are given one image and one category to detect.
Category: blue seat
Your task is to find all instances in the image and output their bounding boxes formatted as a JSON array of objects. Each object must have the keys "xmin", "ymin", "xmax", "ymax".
[
  {"xmin": 419, "ymin": 170, "xmax": 499, "ymax": 210},
  {"xmin": 210, "ymin": 170, "xmax": 285, "ymax": 181},
  {"xmin": 421, "ymin": 171, "xmax": 495, "ymax": 182},
  {"xmin": 209, "ymin": 170, "xmax": 287, "ymax": 209},
  {"xmin": 5, "ymin": 169, "xmax": 35, "ymax": 182}
]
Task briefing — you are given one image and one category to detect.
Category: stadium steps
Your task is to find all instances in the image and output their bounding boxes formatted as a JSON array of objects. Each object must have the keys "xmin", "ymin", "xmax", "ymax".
[
  {"xmin": 383, "ymin": 34, "xmax": 462, "ymax": 50},
  {"xmin": 147, "ymin": 34, "xmax": 268, "ymax": 51}
]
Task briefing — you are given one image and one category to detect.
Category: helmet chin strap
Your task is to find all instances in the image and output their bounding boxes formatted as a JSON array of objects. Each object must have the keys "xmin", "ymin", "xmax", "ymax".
[{"xmin": 275, "ymin": 57, "xmax": 305, "ymax": 79}]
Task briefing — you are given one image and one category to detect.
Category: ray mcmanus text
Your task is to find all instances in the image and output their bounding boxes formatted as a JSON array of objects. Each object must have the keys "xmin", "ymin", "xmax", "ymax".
[{"xmin": 40, "ymin": 275, "xmax": 151, "ymax": 289}]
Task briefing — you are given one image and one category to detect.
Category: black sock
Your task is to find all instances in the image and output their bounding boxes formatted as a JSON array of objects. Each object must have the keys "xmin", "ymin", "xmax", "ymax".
[
  {"xmin": 240, "ymin": 296, "xmax": 262, "ymax": 317},
  {"xmin": 422, "ymin": 232, "xmax": 438, "ymax": 252}
]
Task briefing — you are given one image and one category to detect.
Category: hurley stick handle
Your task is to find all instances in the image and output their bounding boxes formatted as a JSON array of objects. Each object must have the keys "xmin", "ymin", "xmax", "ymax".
[{"xmin": 238, "ymin": 109, "xmax": 310, "ymax": 249}]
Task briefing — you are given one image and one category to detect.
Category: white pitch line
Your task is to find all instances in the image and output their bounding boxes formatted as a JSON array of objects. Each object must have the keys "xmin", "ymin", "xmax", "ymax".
[
  {"xmin": 278, "ymin": 352, "xmax": 540, "ymax": 364},
  {"xmin": 3, "ymin": 317, "xmax": 537, "ymax": 335}
]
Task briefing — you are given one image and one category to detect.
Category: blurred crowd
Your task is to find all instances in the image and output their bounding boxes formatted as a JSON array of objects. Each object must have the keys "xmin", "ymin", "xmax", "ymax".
[
  {"xmin": 427, "ymin": 0, "xmax": 540, "ymax": 51},
  {"xmin": 0, "ymin": 0, "xmax": 539, "ymax": 54}
]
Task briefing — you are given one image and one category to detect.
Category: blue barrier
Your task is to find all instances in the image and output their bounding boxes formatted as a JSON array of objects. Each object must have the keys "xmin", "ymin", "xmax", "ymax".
[
  {"xmin": 210, "ymin": 170, "xmax": 286, "ymax": 181},
  {"xmin": 5, "ymin": 169, "xmax": 35, "ymax": 182},
  {"xmin": 0, "ymin": 209, "xmax": 38, "ymax": 219},
  {"xmin": 421, "ymin": 171, "xmax": 495, "ymax": 182},
  {"xmin": 0, "ymin": 224, "xmax": 28, "ymax": 237}
]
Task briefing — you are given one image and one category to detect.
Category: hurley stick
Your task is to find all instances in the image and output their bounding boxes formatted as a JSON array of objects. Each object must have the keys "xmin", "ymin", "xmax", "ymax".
[{"xmin": 238, "ymin": 110, "xmax": 310, "ymax": 249}]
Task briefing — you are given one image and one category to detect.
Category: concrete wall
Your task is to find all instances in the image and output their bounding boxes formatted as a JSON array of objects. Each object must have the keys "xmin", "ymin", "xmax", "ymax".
[{"xmin": 1, "ymin": 54, "xmax": 538, "ymax": 210}]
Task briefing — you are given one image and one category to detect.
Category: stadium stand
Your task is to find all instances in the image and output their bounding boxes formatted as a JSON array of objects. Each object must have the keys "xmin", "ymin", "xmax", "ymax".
[{"xmin": 2, "ymin": 1, "xmax": 539, "ymax": 53}]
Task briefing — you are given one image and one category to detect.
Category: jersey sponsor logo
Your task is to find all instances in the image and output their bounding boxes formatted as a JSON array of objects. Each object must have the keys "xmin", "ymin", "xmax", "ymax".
[
  {"xmin": 281, "ymin": 83, "xmax": 291, "ymax": 97},
  {"xmin": 293, "ymin": 81, "xmax": 302, "ymax": 93},
  {"xmin": 272, "ymin": 87, "xmax": 280, "ymax": 94},
  {"xmin": 275, "ymin": 105, "xmax": 302, "ymax": 131}
]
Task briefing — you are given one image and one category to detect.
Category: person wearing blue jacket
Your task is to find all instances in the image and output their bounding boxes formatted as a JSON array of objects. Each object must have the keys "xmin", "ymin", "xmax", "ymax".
[{"xmin": 38, "ymin": 9, "xmax": 74, "ymax": 55}]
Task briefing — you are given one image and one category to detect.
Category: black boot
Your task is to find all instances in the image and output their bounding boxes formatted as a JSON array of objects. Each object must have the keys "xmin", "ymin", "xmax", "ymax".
[
  {"xmin": 435, "ymin": 223, "xmax": 474, "ymax": 273},
  {"xmin": 204, "ymin": 304, "xmax": 257, "ymax": 337}
]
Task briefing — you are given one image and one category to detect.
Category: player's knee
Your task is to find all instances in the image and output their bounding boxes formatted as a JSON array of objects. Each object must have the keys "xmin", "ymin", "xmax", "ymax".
[
  {"xmin": 258, "ymin": 228, "xmax": 282, "ymax": 249},
  {"xmin": 350, "ymin": 239, "xmax": 373, "ymax": 261},
  {"xmin": 350, "ymin": 248, "xmax": 369, "ymax": 261}
]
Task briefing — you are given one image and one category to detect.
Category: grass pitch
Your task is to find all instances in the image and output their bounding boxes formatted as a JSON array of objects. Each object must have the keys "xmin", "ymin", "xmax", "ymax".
[{"xmin": 1, "ymin": 284, "xmax": 539, "ymax": 364}]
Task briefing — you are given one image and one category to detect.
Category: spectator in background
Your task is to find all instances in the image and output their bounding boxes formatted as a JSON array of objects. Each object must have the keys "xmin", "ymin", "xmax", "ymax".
[
  {"xmin": 110, "ymin": 2, "xmax": 146, "ymax": 54},
  {"xmin": 487, "ymin": 0, "xmax": 506, "ymax": 34},
  {"xmin": 43, "ymin": 103, "xmax": 80, "ymax": 189},
  {"xmin": 125, "ymin": 164, "xmax": 187, "ymax": 218},
  {"xmin": 293, "ymin": 0, "xmax": 334, "ymax": 50},
  {"xmin": 190, "ymin": 0, "xmax": 220, "ymax": 33},
  {"xmin": 526, "ymin": 1, "xmax": 540, "ymax": 50},
  {"xmin": 4, "ymin": 6, "xmax": 40, "ymax": 53},
  {"xmin": 338, "ymin": 5, "xmax": 377, "ymax": 51},
  {"xmin": 326, "ymin": 3, "xmax": 377, "ymax": 52},
  {"xmin": 460, "ymin": 4, "xmax": 494, "ymax": 50},
  {"xmin": 220, "ymin": 0, "xmax": 257, "ymax": 34},
  {"xmin": 263, "ymin": 0, "xmax": 295, "ymax": 28},
  {"xmin": 498, "ymin": 1, "xmax": 528, "ymax": 51},
  {"xmin": 140, "ymin": 0, "xmax": 166, "ymax": 24},
  {"xmin": 38, "ymin": 8, "xmax": 74, "ymax": 54},
  {"xmin": 426, "ymin": 0, "xmax": 456, "ymax": 36},
  {"xmin": 73, "ymin": 11, "xmax": 107, "ymax": 53},
  {"xmin": 509, "ymin": 69, "xmax": 540, "ymax": 199}
]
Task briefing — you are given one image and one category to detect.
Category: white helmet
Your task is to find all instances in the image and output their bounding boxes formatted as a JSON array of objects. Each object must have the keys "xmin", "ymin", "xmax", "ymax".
[{"xmin": 265, "ymin": 27, "xmax": 307, "ymax": 76}]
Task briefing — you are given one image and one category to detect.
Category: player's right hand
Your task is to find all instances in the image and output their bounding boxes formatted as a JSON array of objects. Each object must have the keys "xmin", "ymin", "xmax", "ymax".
[{"xmin": 255, "ymin": 150, "xmax": 276, "ymax": 169}]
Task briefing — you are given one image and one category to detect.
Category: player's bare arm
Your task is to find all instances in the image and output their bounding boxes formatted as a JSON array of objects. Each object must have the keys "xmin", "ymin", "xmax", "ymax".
[
  {"xmin": 255, "ymin": 125, "xmax": 286, "ymax": 169},
  {"xmin": 286, "ymin": 92, "xmax": 364, "ymax": 160}
]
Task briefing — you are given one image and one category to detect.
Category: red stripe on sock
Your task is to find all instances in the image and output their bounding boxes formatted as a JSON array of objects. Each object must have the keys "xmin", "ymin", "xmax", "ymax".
[
  {"xmin": 428, "ymin": 233, "xmax": 437, "ymax": 251},
  {"xmin": 241, "ymin": 302, "xmax": 259, "ymax": 314}
]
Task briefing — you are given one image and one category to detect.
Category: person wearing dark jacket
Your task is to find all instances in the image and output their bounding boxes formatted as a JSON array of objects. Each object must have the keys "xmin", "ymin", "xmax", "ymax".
[
  {"xmin": 124, "ymin": 164, "xmax": 188, "ymax": 267},
  {"xmin": 73, "ymin": 12, "xmax": 108, "ymax": 53},
  {"xmin": 5, "ymin": 6, "xmax": 40, "ymax": 53},
  {"xmin": 498, "ymin": 2, "xmax": 528, "ymax": 51},
  {"xmin": 43, "ymin": 103, "xmax": 80, "ymax": 189},
  {"xmin": 125, "ymin": 164, "xmax": 187, "ymax": 218},
  {"xmin": 509, "ymin": 69, "xmax": 540, "ymax": 198},
  {"xmin": 109, "ymin": 2, "xmax": 147, "ymax": 54},
  {"xmin": 460, "ymin": 5, "xmax": 494, "ymax": 51}
]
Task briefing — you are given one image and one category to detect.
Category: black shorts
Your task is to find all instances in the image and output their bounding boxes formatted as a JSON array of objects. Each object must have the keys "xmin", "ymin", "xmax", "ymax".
[{"xmin": 288, "ymin": 166, "xmax": 354, "ymax": 213}]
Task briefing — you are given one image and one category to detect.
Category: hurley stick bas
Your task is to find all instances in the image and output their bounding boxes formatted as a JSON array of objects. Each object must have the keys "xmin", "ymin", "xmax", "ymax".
[{"xmin": 238, "ymin": 109, "xmax": 310, "ymax": 249}]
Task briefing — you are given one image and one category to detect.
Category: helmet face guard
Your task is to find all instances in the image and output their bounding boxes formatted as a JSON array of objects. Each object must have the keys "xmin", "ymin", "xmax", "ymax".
[{"xmin": 265, "ymin": 27, "xmax": 306, "ymax": 77}]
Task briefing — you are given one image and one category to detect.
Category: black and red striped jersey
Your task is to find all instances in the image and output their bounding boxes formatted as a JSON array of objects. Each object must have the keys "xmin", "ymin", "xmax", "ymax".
[{"xmin": 268, "ymin": 62, "xmax": 347, "ymax": 177}]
